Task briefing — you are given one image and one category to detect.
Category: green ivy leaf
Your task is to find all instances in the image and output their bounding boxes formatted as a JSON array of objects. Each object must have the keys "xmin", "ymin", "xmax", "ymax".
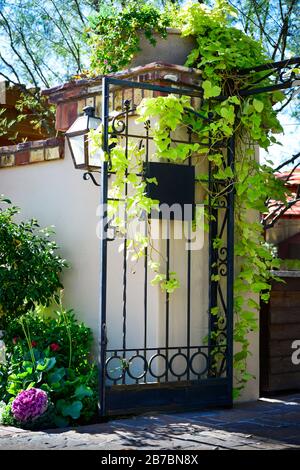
[
  {"xmin": 214, "ymin": 166, "xmax": 234, "ymax": 180},
  {"xmin": 36, "ymin": 357, "xmax": 56, "ymax": 372},
  {"xmin": 56, "ymin": 399, "xmax": 83, "ymax": 419},
  {"xmin": 232, "ymin": 388, "xmax": 241, "ymax": 400},
  {"xmin": 252, "ymin": 281, "xmax": 270, "ymax": 293},
  {"xmin": 211, "ymin": 307, "xmax": 219, "ymax": 316},
  {"xmin": 202, "ymin": 80, "xmax": 221, "ymax": 99},
  {"xmin": 220, "ymin": 105, "xmax": 235, "ymax": 124},
  {"xmin": 74, "ymin": 384, "xmax": 93, "ymax": 400},
  {"xmin": 48, "ymin": 367, "xmax": 65, "ymax": 385},
  {"xmin": 253, "ymin": 98, "xmax": 264, "ymax": 113},
  {"xmin": 234, "ymin": 350, "xmax": 248, "ymax": 361}
]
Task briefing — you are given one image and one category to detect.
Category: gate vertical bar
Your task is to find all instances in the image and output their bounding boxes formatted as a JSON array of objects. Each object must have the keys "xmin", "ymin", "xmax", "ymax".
[
  {"xmin": 186, "ymin": 127, "xmax": 192, "ymax": 381},
  {"xmin": 165, "ymin": 223, "xmax": 170, "ymax": 382},
  {"xmin": 98, "ymin": 77, "xmax": 109, "ymax": 417},
  {"xmin": 144, "ymin": 122, "xmax": 150, "ymax": 383},
  {"xmin": 226, "ymin": 134, "xmax": 235, "ymax": 399},
  {"xmin": 121, "ymin": 102, "xmax": 130, "ymax": 384},
  {"xmin": 208, "ymin": 160, "xmax": 219, "ymax": 376}
]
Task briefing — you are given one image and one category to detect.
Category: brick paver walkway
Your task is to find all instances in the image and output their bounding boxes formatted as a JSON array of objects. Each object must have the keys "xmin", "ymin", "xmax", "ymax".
[{"xmin": 1, "ymin": 394, "xmax": 300, "ymax": 450}]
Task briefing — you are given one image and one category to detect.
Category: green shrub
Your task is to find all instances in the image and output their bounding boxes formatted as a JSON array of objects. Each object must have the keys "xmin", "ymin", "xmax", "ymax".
[
  {"xmin": 86, "ymin": 1, "xmax": 173, "ymax": 74},
  {"xmin": 4, "ymin": 306, "xmax": 93, "ymax": 373},
  {"xmin": 0, "ymin": 196, "xmax": 67, "ymax": 328}
]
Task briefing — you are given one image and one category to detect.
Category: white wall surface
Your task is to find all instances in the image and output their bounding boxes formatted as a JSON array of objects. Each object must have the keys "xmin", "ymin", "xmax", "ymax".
[{"xmin": 0, "ymin": 131, "xmax": 260, "ymax": 401}]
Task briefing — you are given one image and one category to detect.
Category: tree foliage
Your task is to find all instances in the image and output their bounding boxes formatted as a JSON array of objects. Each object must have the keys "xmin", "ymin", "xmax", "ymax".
[
  {"xmin": 228, "ymin": 0, "xmax": 300, "ymax": 115},
  {"xmin": 0, "ymin": 0, "xmax": 180, "ymax": 88},
  {"xmin": 86, "ymin": 1, "xmax": 175, "ymax": 74},
  {"xmin": 0, "ymin": 0, "xmax": 92, "ymax": 88}
]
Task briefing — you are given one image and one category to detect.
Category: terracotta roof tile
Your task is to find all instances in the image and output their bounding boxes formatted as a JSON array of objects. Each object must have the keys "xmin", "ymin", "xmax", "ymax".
[
  {"xmin": 267, "ymin": 170, "xmax": 300, "ymax": 218},
  {"xmin": 275, "ymin": 168, "xmax": 300, "ymax": 186}
]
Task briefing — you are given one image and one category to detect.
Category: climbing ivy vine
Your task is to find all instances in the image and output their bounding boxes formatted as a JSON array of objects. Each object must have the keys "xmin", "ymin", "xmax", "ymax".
[{"xmin": 90, "ymin": 0, "xmax": 295, "ymax": 397}]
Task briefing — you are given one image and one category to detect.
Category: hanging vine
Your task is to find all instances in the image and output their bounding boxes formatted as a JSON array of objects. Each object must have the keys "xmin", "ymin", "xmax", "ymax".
[{"xmin": 90, "ymin": 0, "xmax": 296, "ymax": 397}]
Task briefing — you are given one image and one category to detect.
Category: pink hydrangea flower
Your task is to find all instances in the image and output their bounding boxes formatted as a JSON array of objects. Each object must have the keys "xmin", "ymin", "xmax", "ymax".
[{"xmin": 12, "ymin": 388, "xmax": 48, "ymax": 422}]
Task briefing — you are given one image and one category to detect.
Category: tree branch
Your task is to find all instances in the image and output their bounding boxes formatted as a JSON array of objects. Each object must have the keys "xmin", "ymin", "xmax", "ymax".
[
  {"xmin": 0, "ymin": 11, "xmax": 39, "ymax": 88},
  {"xmin": 39, "ymin": 5, "xmax": 82, "ymax": 73},
  {"xmin": 0, "ymin": 71, "xmax": 23, "ymax": 88},
  {"xmin": 228, "ymin": 0, "xmax": 277, "ymax": 51},
  {"xmin": 0, "ymin": 52, "xmax": 22, "ymax": 85},
  {"xmin": 264, "ymin": 195, "xmax": 300, "ymax": 229},
  {"xmin": 14, "ymin": 24, "xmax": 50, "ymax": 88},
  {"xmin": 274, "ymin": 151, "xmax": 300, "ymax": 172},
  {"xmin": 72, "ymin": 0, "xmax": 86, "ymax": 24},
  {"xmin": 48, "ymin": 0, "xmax": 82, "ymax": 71}
]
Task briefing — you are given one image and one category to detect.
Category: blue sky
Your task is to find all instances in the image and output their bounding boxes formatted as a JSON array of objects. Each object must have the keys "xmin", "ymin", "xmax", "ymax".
[{"xmin": 261, "ymin": 99, "xmax": 300, "ymax": 169}]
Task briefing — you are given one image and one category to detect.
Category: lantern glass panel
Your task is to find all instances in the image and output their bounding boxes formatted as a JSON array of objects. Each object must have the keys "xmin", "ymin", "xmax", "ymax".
[
  {"xmin": 67, "ymin": 115, "xmax": 88, "ymax": 133},
  {"xmin": 69, "ymin": 134, "xmax": 85, "ymax": 166},
  {"xmin": 88, "ymin": 139, "xmax": 102, "ymax": 168},
  {"xmin": 88, "ymin": 116, "xmax": 101, "ymax": 130}
]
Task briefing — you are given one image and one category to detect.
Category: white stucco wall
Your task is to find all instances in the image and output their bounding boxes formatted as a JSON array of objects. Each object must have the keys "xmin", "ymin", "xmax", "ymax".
[{"xmin": 0, "ymin": 129, "xmax": 260, "ymax": 402}]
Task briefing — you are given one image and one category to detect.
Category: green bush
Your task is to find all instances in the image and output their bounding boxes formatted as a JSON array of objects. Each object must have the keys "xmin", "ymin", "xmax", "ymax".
[
  {"xmin": 86, "ymin": 1, "xmax": 173, "ymax": 74},
  {"xmin": 0, "ymin": 196, "xmax": 67, "ymax": 327},
  {"xmin": 0, "ymin": 307, "xmax": 98, "ymax": 429}
]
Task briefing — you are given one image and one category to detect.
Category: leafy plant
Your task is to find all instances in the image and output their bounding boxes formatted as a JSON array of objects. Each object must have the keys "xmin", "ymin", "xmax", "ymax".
[
  {"xmin": 4, "ymin": 305, "xmax": 93, "ymax": 373},
  {"xmin": 86, "ymin": 0, "xmax": 174, "ymax": 74},
  {"xmin": 14, "ymin": 91, "xmax": 56, "ymax": 140},
  {"xmin": 0, "ymin": 197, "xmax": 67, "ymax": 328}
]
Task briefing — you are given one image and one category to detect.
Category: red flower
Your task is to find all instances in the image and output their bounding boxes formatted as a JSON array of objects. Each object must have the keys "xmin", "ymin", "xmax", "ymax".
[
  {"xmin": 12, "ymin": 336, "xmax": 19, "ymax": 345},
  {"xmin": 50, "ymin": 343, "xmax": 60, "ymax": 352},
  {"xmin": 31, "ymin": 341, "xmax": 37, "ymax": 347}
]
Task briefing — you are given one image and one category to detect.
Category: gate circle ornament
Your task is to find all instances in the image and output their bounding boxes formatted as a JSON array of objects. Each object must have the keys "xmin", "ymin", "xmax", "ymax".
[
  {"xmin": 169, "ymin": 352, "xmax": 188, "ymax": 378},
  {"xmin": 105, "ymin": 355, "xmax": 124, "ymax": 381},
  {"xmin": 148, "ymin": 353, "xmax": 168, "ymax": 379},
  {"xmin": 189, "ymin": 351, "xmax": 208, "ymax": 377},
  {"xmin": 126, "ymin": 354, "xmax": 148, "ymax": 380}
]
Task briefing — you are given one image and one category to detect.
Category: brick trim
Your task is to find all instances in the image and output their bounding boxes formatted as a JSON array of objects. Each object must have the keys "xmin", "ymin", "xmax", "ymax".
[
  {"xmin": 0, "ymin": 137, "xmax": 64, "ymax": 168},
  {"xmin": 42, "ymin": 62, "xmax": 202, "ymax": 104}
]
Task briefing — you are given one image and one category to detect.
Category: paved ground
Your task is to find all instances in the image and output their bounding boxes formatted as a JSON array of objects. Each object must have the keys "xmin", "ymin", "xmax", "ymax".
[{"xmin": 1, "ymin": 394, "xmax": 300, "ymax": 450}]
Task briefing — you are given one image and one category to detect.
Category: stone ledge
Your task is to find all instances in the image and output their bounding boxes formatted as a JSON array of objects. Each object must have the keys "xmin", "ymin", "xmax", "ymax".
[
  {"xmin": 42, "ymin": 62, "xmax": 202, "ymax": 103},
  {"xmin": 0, "ymin": 137, "xmax": 64, "ymax": 168},
  {"xmin": 42, "ymin": 62, "xmax": 203, "ymax": 132}
]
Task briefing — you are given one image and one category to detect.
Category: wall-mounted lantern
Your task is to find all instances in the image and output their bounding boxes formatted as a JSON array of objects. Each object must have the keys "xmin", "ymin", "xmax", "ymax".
[{"xmin": 65, "ymin": 106, "xmax": 102, "ymax": 170}]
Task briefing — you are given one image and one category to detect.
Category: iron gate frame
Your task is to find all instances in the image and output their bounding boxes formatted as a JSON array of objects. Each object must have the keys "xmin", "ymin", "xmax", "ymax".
[
  {"xmin": 95, "ymin": 57, "xmax": 300, "ymax": 417},
  {"xmin": 97, "ymin": 76, "xmax": 235, "ymax": 417}
]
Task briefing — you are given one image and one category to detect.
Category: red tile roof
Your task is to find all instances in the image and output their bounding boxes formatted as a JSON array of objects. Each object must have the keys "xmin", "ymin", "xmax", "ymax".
[
  {"xmin": 268, "ymin": 169, "xmax": 300, "ymax": 218},
  {"xmin": 275, "ymin": 168, "xmax": 300, "ymax": 186}
]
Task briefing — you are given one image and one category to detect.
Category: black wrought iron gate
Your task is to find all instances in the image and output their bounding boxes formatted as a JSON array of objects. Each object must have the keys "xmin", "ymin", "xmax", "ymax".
[{"xmin": 98, "ymin": 77, "xmax": 234, "ymax": 417}]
